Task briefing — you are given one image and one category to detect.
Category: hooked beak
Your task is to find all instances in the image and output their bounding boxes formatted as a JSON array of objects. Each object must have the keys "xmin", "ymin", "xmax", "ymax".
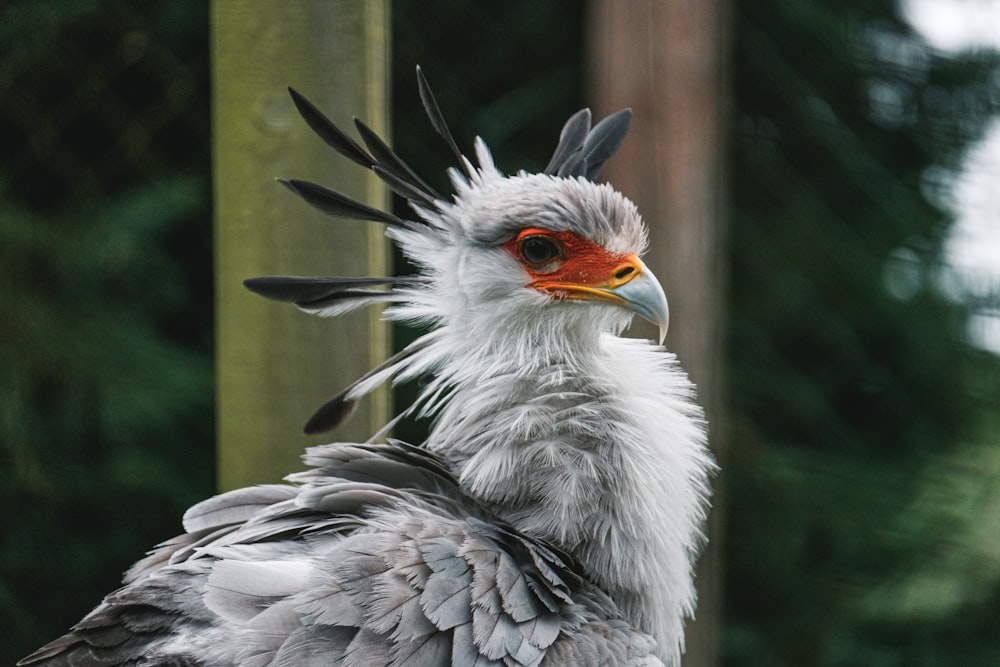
[{"xmin": 533, "ymin": 255, "xmax": 670, "ymax": 343}]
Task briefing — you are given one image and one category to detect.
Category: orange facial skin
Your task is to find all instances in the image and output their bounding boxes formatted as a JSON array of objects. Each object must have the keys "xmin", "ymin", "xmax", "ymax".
[{"xmin": 503, "ymin": 227, "xmax": 642, "ymax": 301}]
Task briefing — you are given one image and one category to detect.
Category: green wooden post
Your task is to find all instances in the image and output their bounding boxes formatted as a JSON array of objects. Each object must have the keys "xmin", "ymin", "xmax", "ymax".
[{"xmin": 212, "ymin": 0, "xmax": 391, "ymax": 491}]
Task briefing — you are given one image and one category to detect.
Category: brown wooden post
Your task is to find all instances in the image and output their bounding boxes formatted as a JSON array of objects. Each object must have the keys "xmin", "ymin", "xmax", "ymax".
[
  {"xmin": 212, "ymin": 0, "xmax": 391, "ymax": 491},
  {"xmin": 588, "ymin": 1, "xmax": 730, "ymax": 664}
]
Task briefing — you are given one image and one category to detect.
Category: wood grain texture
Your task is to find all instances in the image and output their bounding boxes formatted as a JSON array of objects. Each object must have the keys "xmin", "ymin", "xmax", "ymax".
[{"xmin": 212, "ymin": 0, "xmax": 391, "ymax": 491}]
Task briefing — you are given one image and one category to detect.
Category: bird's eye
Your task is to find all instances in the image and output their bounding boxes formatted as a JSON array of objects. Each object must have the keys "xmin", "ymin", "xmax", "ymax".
[{"xmin": 519, "ymin": 235, "xmax": 562, "ymax": 267}]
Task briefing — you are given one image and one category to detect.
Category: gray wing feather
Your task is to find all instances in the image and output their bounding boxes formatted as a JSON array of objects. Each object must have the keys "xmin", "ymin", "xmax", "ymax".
[
  {"xmin": 507, "ymin": 628, "xmax": 545, "ymax": 667},
  {"xmin": 451, "ymin": 623, "xmax": 503, "ymax": 667},
  {"xmin": 541, "ymin": 619, "xmax": 664, "ymax": 667},
  {"xmin": 472, "ymin": 605, "xmax": 525, "ymax": 662},
  {"xmin": 271, "ymin": 626, "xmax": 355, "ymax": 667},
  {"xmin": 123, "ymin": 524, "xmax": 236, "ymax": 583},
  {"xmin": 516, "ymin": 613, "xmax": 562, "ymax": 654},
  {"xmin": 298, "ymin": 439, "xmax": 459, "ymax": 491},
  {"xmin": 298, "ymin": 579, "xmax": 366, "ymax": 628},
  {"xmin": 342, "ymin": 628, "xmax": 393, "ymax": 667},
  {"xmin": 298, "ymin": 481, "xmax": 404, "ymax": 514},
  {"xmin": 390, "ymin": 632, "xmax": 453, "ymax": 666},
  {"xmin": 127, "ymin": 485, "xmax": 308, "ymax": 583},
  {"xmin": 467, "ymin": 541, "xmax": 502, "ymax": 615},
  {"xmin": 364, "ymin": 571, "xmax": 424, "ymax": 636},
  {"xmin": 496, "ymin": 550, "xmax": 543, "ymax": 623},
  {"xmin": 420, "ymin": 561, "xmax": 472, "ymax": 631},
  {"xmin": 182, "ymin": 484, "xmax": 298, "ymax": 533},
  {"xmin": 238, "ymin": 601, "xmax": 305, "ymax": 667},
  {"xmin": 204, "ymin": 559, "xmax": 311, "ymax": 623},
  {"xmin": 21, "ymin": 442, "xmax": 657, "ymax": 666},
  {"xmin": 390, "ymin": 536, "xmax": 434, "ymax": 592}
]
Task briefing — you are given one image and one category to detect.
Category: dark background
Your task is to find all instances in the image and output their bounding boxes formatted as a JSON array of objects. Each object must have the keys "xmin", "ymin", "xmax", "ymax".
[{"xmin": 3, "ymin": 1, "xmax": 1000, "ymax": 665}]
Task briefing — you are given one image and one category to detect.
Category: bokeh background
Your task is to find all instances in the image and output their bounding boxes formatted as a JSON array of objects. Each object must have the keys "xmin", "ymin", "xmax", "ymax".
[{"xmin": 3, "ymin": 1, "xmax": 1000, "ymax": 665}]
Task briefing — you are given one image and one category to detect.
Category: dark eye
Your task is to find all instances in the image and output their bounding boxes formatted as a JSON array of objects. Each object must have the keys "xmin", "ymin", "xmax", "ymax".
[{"xmin": 519, "ymin": 235, "xmax": 561, "ymax": 266}]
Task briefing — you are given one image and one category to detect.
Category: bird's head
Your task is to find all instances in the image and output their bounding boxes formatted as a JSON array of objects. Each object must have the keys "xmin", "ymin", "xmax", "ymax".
[
  {"xmin": 392, "ymin": 160, "xmax": 668, "ymax": 350},
  {"xmin": 244, "ymin": 67, "xmax": 669, "ymax": 431}
]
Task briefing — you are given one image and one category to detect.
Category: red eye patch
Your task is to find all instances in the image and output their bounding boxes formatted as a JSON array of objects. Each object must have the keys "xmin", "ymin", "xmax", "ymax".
[{"xmin": 504, "ymin": 228, "xmax": 631, "ymax": 287}]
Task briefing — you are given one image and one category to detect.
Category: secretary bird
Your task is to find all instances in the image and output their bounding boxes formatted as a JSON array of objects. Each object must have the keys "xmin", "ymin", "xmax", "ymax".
[{"xmin": 20, "ymin": 67, "xmax": 714, "ymax": 666}]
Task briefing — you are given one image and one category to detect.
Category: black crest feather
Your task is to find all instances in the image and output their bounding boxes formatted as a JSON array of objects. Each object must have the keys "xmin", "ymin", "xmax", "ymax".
[
  {"xmin": 287, "ymin": 87, "xmax": 375, "ymax": 169},
  {"xmin": 416, "ymin": 65, "xmax": 471, "ymax": 178},
  {"xmin": 303, "ymin": 340, "xmax": 430, "ymax": 435},
  {"xmin": 278, "ymin": 179, "xmax": 404, "ymax": 226},
  {"xmin": 545, "ymin": 108, "xmax": 632, "ymax": 181},
  {"xmin": 353, "ymin": 118, "xmax": 442, "ymax": 202},
  {"xmin": 244, "ymin": 276, "xmax": 420, "ymax": 309}
]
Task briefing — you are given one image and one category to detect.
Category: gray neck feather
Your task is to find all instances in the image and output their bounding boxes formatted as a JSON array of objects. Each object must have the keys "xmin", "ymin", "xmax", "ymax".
[{"xmin": 423, "ymin": 324, "xmax": 711, "ymax": 664}]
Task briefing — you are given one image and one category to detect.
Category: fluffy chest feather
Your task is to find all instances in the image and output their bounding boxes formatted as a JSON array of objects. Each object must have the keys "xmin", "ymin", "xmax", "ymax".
[{"xmin": 423, "ymin": 332, "xmax": 713, "ymax": 659}]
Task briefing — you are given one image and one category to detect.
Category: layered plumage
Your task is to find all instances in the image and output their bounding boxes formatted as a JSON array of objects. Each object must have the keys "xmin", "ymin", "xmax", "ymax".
[{"xmin": 20, "ymin": 67, "xmax": 714, "ymax": 667}]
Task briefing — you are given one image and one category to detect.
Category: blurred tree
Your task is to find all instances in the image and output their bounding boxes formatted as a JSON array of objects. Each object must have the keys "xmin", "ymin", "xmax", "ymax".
[
  {"xmin": 0, "ymin": 3, "xmax": 212, "ymax": 663},
  {"xmin": 726, "ymin": 0, "xmax": 1000, "ymax": 664}
]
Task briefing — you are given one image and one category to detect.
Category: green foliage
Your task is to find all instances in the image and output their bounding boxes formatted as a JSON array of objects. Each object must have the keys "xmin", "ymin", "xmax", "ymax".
[
  {"xmin": 0, "ymin": 2, "xmax": 212, "ymax": 663},
  {"xmin": 727, "ymin": 0, "xmax": 1000, "ymax": 663}
]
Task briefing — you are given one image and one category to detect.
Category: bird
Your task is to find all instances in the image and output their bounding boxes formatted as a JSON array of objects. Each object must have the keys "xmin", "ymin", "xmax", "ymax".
[{"xmin": 20, "ymin": 67, "xmax": 714, "ymax": 667}]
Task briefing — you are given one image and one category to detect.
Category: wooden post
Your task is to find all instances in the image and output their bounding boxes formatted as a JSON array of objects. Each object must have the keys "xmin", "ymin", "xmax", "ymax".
[
  {"xmin": 588, "ymin": 1, "xmax": 729, "ymax": 664},
  {"xmin": 212, "ymin": 0, "xmax": 391, "ymax": 491}
]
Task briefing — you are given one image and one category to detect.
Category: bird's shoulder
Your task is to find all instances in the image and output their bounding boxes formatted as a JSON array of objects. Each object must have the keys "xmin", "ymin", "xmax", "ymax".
[{"xmin": 20, "ymin": 441, "xmax": 662, "ymax": 667}]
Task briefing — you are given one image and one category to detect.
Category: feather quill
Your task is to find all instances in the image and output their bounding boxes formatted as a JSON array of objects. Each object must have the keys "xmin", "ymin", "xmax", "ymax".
[
  {"xmin": 279, "ymin": 178, "xmax": 405, "ymax": 226},
  {"xmin": 416, "ymin": 65, "xmax": 472, "ymax": 178}
]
